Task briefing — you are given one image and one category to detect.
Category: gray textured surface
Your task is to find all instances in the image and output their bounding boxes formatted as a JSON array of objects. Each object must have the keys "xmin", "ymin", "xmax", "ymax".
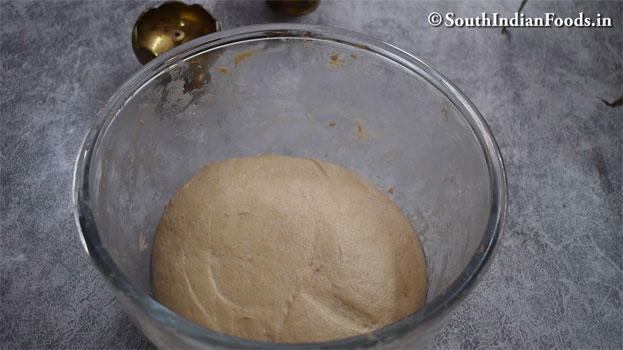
[{"xmin": 1, "ymin": 0, "xmax": 621, "ymax": 349}]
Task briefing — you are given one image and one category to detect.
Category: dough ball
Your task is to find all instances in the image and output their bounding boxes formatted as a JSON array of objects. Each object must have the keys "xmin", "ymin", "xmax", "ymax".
[{"xmin": 152, "ymin": 155, "xmax": 427, "ymax": 343}]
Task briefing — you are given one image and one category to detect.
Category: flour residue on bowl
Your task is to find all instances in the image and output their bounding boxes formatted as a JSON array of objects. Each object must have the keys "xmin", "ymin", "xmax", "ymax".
[
  {"xmin": 234, "ymin": 50, "xmax": 254, "ymax": 67},
  {"xmin": 139, "ymin": 233, "xmax": 149, "ymax": 252},
  {"xmin": 353, "ymin": 120, "xmax": 371, "ymax": 139},
  {"xmin": 329, "ymin": 53, "xmax": 344, "ymax": 68}
]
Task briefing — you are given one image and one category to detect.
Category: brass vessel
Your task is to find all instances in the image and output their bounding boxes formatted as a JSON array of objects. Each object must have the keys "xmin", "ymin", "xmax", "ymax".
[
  {"xmin": 132, "ymin": 1, "xmax": 219, "ymax": 64},
  {"xmin": 266, "ymin": 0, "xmax": 320, "ymax": 16}
]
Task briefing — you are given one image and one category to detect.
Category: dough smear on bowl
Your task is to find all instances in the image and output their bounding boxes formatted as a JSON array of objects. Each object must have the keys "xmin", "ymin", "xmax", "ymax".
[{"xmin": 152, "ymin": 154, "xmax": 427, "ymax": 343}]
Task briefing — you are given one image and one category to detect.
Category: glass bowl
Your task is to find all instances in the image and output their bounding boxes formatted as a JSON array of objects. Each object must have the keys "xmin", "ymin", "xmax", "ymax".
[{"xmin": 73, "ymin": 24, "xmax": 506, "ymax": 348}]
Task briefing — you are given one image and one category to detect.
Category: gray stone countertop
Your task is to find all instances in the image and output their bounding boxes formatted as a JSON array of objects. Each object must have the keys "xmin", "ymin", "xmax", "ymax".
[{"xmin": 1, "ymin": 0, "xmax": 621, "ymax": 348}]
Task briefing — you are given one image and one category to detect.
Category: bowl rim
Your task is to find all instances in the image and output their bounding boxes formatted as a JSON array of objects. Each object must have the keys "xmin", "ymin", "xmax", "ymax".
[{"xmin": 73, "ymin": 23, "xmax": 507, "ymax": 348}]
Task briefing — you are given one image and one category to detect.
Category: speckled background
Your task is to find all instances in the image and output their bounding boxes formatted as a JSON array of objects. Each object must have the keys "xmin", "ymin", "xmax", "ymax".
[{"xmin": 1, "ymin": 0, "xmax": 621, "ymax": 349}]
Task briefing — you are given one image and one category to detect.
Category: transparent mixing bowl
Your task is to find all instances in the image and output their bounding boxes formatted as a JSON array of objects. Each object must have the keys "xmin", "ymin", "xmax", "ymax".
[{"xmin": 73, "ymin": 24, "xmax": 506, "ymax": 348}]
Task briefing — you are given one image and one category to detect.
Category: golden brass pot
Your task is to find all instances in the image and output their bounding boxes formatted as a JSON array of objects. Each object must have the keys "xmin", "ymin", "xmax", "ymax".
[{"xmin": 132, "ymin": 1, "xmax": 219, "ymax": 64}]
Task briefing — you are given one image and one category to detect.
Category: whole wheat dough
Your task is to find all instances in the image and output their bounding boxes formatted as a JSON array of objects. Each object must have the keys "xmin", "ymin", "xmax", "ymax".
[{"xmin": 152, "ymin": 155, "xmax": 427, "ymax": 343}]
